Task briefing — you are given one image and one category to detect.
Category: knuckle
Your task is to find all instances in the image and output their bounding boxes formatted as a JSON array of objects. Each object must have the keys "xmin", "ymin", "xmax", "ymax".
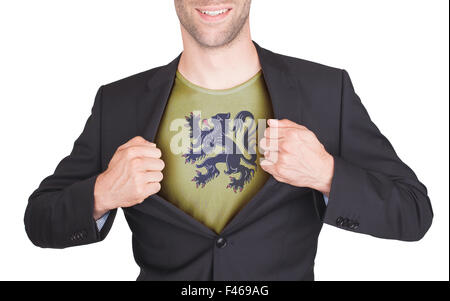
[
  {"xmin": 270, "ymin": 127, "xmax": 279, "ymax": 137},
  {"xmin": 130, "ymin": 157, "xmax": 141, "ymax": 168},
  {"xmin": 125, "ymin": 148, "xmax": 136, "ymax": 159},
  {"xmin": 287, "ymin": 129, "xmax": 296, "ymax": 138},
  {"xmin": 133, "ymin": 136, "xmax": 145, "ymax": 143}
]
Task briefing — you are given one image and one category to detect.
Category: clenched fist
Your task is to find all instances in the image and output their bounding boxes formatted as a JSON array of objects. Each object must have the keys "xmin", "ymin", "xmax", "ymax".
[
  {"xmin": 259, "ymin": 119, "xmax": 334, "ymax": 196},
  {"xmin": 93, "ymin": 136, "xmax": 165, "ymax": 220}
]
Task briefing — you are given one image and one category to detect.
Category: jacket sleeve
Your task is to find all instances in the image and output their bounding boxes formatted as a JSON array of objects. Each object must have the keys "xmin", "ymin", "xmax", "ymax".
[
  {"xmin": 322, "ymin": 70, "xmax": 433, "ymax": 241},
  {"xmin": 24, "ymin": 86, "xmax": 117, "ymax": 248}
]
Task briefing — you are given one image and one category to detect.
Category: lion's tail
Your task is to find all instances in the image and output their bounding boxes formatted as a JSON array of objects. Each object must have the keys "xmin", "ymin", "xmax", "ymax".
[{"xmin": 233, "ymin": 111, "xmax": 257, "ymax": 159}]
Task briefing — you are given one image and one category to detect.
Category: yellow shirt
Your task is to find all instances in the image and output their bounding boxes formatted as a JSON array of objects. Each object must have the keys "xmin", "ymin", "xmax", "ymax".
[{"xmin": 154, "ymin": 70, "xmax": 274, "ymax": 233}]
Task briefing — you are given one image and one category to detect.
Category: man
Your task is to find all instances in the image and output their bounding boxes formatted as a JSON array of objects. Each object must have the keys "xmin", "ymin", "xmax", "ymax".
[{"xmin": 24, "ymin": 0, "xmax": 433, "ymax": 281}]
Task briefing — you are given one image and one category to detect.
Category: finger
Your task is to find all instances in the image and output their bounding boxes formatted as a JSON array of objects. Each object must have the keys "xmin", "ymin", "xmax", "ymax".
[
  {"xmin": 263, "ymin": 150, "xmax": 279, "ymax": 164},
  {"xmin": 259, "ymin": 137, "xmax": 280, "ymax": 152},
  {"xmin": 260, "ymin": 160, "xmax": 290, "ymax": 183},
  {"xmin": 268, "ymin": 119, "xmax": 306, "ymax": 129},
  {"xmin": 273, "ymin": 174, "xmax": 291, "ymax": 184},
  {"xmin": 141, "ymin": 182, "xmax": 161, "ymax": 198},
  {"xmin": 142, "ymin": 171, "xmax": 164, "ymax": 183},
  {"xmin": 136, "ymin": 157, "xmax": 165, "ymax": 171},
  {"xmin": 118, "ymin": 136, "xmax": 156, "ymax": 151},
  {"xmin": 263, "ymin": 127, "xmax": 293, "ymax": 139},
  {"xmin": 260, "ymin": 159, "xmax": 276, "ymax": 174},
  {"xmin": 122, "ymin": 145, "xmax": 162, "ymax": 159}
]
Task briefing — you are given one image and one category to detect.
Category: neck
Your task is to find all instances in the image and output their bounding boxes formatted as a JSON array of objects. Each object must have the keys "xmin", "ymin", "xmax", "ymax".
[{"xmin": 177, "ymin": 23, "xmax": 261, "ymax": 90}]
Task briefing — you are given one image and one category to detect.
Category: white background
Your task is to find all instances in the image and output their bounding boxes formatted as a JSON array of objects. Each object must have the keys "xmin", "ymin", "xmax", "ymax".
[{"xmin": 0, "ymin": 0, "xmax": 448, "ymax": 281}]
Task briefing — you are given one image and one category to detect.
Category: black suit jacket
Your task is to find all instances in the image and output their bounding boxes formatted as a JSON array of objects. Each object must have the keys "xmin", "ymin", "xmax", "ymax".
[{"xmin": 24, "ymin": 41, "xmax": 433, "ymax": 280}]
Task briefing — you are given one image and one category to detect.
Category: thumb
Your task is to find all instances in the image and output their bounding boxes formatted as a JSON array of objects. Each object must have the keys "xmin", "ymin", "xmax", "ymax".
[{"xmin": 260, "ymin": 159, "xmax": 276, "ymax": 174}]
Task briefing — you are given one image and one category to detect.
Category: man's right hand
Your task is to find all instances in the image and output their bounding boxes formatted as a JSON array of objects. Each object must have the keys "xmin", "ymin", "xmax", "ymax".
[{"xmin": 93, "ymin": 136, "xmax": 164, "ymax": 220}]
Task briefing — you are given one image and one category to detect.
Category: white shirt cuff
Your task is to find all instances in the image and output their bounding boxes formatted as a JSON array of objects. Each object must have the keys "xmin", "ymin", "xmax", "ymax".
[{"xmin": 95, "ymin": 211, "xmax": 110, "ymax": 231}]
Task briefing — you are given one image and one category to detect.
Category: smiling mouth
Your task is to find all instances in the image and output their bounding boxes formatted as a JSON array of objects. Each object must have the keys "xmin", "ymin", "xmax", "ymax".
[
  {"xmin": 198, "ymin": 8, "xmax": 230, "ymax": 16},
  {"xmin": 195, "ymin": 7, "xmax": 232, "ymax": 22}
]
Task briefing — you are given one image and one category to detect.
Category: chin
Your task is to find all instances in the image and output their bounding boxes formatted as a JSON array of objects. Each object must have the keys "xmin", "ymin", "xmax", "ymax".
[{"xmin": 196, "ymin": 31, "xmax": 234, "ymax": 48}]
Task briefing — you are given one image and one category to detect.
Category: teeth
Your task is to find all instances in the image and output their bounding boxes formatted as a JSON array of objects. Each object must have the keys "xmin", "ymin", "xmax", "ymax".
[{"xmin": 201, "ymin": 9, "xmax": 229, "ymax": 16}]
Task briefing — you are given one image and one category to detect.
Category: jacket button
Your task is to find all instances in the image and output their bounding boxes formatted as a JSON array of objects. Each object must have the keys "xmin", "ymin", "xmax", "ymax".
[
  {"xmin": 336, "ymin": 217, "xmax": 344, "ymax": 226},
  {"xmin": 342, "ymin": 218, "xmax": 349, "ymax": 227},
  {"xmin": 353, "ymin": 222, "xmax": 360, "ymax": 230},
  {"xmin": 216, "ymin": 237, "xmax": 227, "ymax": 249}
]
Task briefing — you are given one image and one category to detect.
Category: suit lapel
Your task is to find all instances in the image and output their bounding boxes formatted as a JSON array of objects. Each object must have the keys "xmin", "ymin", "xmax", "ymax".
[
  {"xmin": 134, "ymin": 41, "xmax": 305, "ymax": 237},
  {"xmin": 137, "ymin": 53, "xmax": 182, "ymax": 143},
  {"xmin": 253, "ymin": 41, "xmax": 303, "ymax": 123}
]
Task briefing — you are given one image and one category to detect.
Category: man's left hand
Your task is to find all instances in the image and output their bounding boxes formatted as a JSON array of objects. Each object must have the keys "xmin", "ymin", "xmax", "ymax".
[{"xmin": 259, "ymin": 119, "xmax": 334, "ymax": 197}]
